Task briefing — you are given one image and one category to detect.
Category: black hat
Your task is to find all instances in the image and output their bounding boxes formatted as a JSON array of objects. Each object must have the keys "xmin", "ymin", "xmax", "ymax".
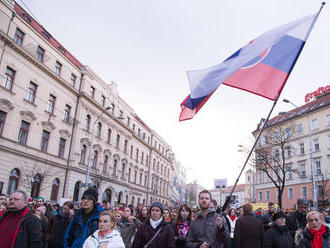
[
  {"xmin": 272, "ymin": 211, "xmax": 287, "ymax": 222},
  {"xmin": 150, "ymin": 201, "xmax": 164, "ymax": 213},
  {"xmin": 82, "ymin": 187, "xmax": 98, "ymax": 204}
]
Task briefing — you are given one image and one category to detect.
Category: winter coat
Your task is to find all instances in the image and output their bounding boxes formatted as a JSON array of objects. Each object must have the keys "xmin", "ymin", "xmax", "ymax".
[
  {"xmin": 262, "ymin": 211, "xmax": 274, "ymax": 232},
  {"xmin": 263, "ymin": 224, "xmax": 295, "ymax": 248},
  {"xmin": 295, "ymin": 225, "xmax": 330, "ymax": 248},
  {"xmin": 287, "ymin": 211, "xmax": 307, "ymax": 235},
  {"xmin": 117, "ymin": 217, "xmax": 142, "ymax": 248},
  {"xmin": 82, "ymin": 229, "xmax": 125, "ymax": 248},
  {"xmin": 186, "ymin": 209, "xmax": 229, "ymax": 248},
  {"xmin": 226, "ymin": 215, "xmax": 237, "ymax": 239},
  {"xmin": 63, "ymin": 204, "xmax": 104, "ymax": 248},
  {"xmin": 46, "ymin": 213, "xmax": 71, "ymax": 248},
  {"xmin": 234, "ymin": 213, "xmax": 264, "ymax": 248},
  {"xmin": 132, "ymin": 217, "xmax": 176, "ymax": 248},
  {"xmin": 0, "ymin": 207, "xmax": 43, "ymax": 248},
  {"xmin": 171, "ymin": 220, "xmax": 190, "ymax": 248}
]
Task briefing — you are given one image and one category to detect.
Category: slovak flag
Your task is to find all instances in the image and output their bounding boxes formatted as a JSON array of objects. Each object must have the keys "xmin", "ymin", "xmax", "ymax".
[{"xmin": 179, "ymin": 13, "xmax": 319, "ymax": 121}]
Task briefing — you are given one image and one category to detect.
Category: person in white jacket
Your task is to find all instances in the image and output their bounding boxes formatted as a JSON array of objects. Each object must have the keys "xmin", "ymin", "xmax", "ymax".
[{"xmin": 83, "ymin": 210, "xmax": 125, "ymax": 248}]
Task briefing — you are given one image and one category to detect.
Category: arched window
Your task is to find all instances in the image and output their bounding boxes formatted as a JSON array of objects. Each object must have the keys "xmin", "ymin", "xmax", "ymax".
[
  {"xmin": 92, "ymin": 150, "xmax": 98, "ymax": 169},
  {"xmin": 107, "ymin": 129, "xmax": 111, "ymax": 144},
  {"xmin": 7, "ymin": 168, "xmax": 20, "ymax": 194},
  {"xmin": 113, "ymin": 159, "xmax": 117, "ymax": 176},
  {"xmin": 131, "ymin": 196, "xmax": 135, "ymax": 205},
  {"xmin": 73, "ymin": 181, "xmax": 81, "ymax": 202},
  {"xmin": 130, "ymin": 145, "xmax": 133, "ymax": 157},
  {"xmin": 31, "ymin": 174, "xmax": 41, "ymax": 198},
  {"xmin": 121, "ymin": 164, "xmax": 125, "ymax": 178},
  {"xmin": 50, "ymin": 178, "xmax": 60, "ymax": 202},
  {"xmin": 97, "ymin": 122, "xmax": 102, "ymax": 138},
  {"xmin": 103, "ymin": 155, "xmax": 108, "ymax": 172},
  {"xmin": 85, "ymin": 115, "xmax": 91, "ymax": 131},
  {"xmin": 126, "ymin": 195, "xmax": 129, "ymax": 204},
  {"xmin": 116, "ymin": 135, "xmax": 120, "ymax": 148},
  {"xmin": 144, "ymin": 175, "xmax": 148, "ymax": 187},
  {"xmin": 124, "ymin": 140, "xmax": 128, "ymax": 153},
  {"xmin": 80, "ymin": 145, "xmax": 87, "ymax": 164}
]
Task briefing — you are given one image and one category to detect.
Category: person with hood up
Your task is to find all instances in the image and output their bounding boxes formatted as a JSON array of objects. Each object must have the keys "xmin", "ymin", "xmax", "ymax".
[
  {"xmin": 63, "ymin": 187, "xmax": 104, "ymax": 248},
  {"xmin": 83, "ymin": 211, "xmax": 125, "ymax": 248},
  {"xmin": 263, "ymin": 211, "xmax": 295, "ymax": 248}
]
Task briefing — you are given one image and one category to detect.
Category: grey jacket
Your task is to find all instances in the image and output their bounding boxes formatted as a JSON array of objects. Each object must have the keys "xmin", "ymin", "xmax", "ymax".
[{"xmin": 186, "ymin": 209, "xmax": 229, "ymax": 248}]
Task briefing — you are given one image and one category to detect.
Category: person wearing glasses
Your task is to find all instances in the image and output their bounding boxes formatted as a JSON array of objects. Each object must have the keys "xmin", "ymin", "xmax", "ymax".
[
  {"xmin": 64, "ymin": 188, "xmax": 104, "ymax": 248},
  {"xmin": 296, "ymin": 210, "xmax": 330, "ymax": 248}
]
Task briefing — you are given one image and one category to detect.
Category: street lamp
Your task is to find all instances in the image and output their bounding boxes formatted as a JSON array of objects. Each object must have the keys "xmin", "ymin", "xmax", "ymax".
[
  {"xmin": 84, "ymin": 106, "xmax": 111, "ymax": 191},
  {"xmin": 283, "ymin": 99, "xmax": 318, "ymax": 209}
]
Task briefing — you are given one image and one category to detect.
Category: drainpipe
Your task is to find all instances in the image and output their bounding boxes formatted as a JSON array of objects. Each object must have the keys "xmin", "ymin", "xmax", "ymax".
[{"xmin": 62, "ymin": 72, "xmax": 84, "ymax": 197}]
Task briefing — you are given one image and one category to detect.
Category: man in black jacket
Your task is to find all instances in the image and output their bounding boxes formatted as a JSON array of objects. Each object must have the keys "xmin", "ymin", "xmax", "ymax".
[
  {"xmin": 287, "ymin": 198, "xmax": 309, "ymax": 236},
  {"xmin": 0, "ymin": 189, "xmax": 42, "ymax": 248},
  {"xmin": 261, "ymin": 202, "xmax": 276, "ymax": 231}
]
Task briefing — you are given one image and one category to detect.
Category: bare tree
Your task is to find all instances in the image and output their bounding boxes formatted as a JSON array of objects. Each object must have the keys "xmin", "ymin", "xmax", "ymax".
[
  {"xmin": 21, "ymin": 163, "xmax": 54, "ymax": 197},
  {"xmin": 253, "ymin": 126, "xmax": 296, "ymax": 208},
  {"xmin": 91, "ymin": 172, "xmax": 104, "ymax": 192}
]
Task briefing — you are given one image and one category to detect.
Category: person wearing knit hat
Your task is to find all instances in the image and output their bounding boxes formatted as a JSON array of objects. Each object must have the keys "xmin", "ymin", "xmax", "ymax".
[
  {"xmin": 63, "ymin": 187, "xmax": 104, "ymax": 248},
  {"xmin": 264, "ymin": 212, "xmax": 295, "ymax": 248},
  {"xmin": 150, "ymin": 201, "xmax": 164, "ymax": 213}
]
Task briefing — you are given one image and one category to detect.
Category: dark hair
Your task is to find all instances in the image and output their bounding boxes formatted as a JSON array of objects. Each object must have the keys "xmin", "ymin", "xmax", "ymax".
[
  {"xmin": 63, "ymin": 201, "xmax": 74, "ymax": 209},
  {"xmin": 198, "ymin": 190, "xmax": 212, "ymax": 199},
  {"xmin": 268, "ymin": 202, "xmax": 275, "ymax": 207},
  {"xmin": 243, "ymin": 203, "xmax": 253, "ymax": 214},
  {"xmin": 0, "ymin": 193, "xmax": 6, "ymax": 197},
  {"xmin": 177, "ymin": 204, "xmax": 192, "ymax": 224},
  {"xmin": 211, "ymin": 199, "xmax": 217, "ymax": 207}
]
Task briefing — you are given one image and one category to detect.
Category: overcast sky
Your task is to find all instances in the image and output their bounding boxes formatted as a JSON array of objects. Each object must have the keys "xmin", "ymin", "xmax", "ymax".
[{"xmin": 24, "ymin": 0, "xmax": 329, "ymax": 189}]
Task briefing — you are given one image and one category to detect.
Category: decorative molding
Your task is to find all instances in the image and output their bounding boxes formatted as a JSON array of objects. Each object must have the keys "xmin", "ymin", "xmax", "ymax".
[
  {"xmin": 41, "ymin": 121, "xmax": 56, "ymax": 132},
  {"xmin": 93, "ymin": 144, "xmax": 102, "ymax": 152},
  {"xmin": 113, "ymin": 154, "xmax": 120, "ymax": 160},
  {"xmin": 121, "ymin": 158, "xmax": 128, "ymax": 164},
  {"xmin": 80, "ymin": 137, "xmax": 90, "ymax": 146},
  {"xmin": 0, "ymin": 98, "xmax": 14, "ymax": 112},
  {"xmin": 20, "ymin": 110, "xmax": 37, "ymax": 122},
  {"xmin": 59, "ymin": 129, "xmax": 71, "ymax": 139},
  {"xmin": 104, "ymin": 149, "xmax": 111, "ymax": 156}
]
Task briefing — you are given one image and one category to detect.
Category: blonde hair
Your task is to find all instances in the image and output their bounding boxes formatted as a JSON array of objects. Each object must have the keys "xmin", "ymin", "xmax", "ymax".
[
  {"xmin": 100, "ymin": 210, "xmax": 117, "ymax": 230},
  {"xmin": 306, "ymin": 210, "xmax": 324, "ymax": 228}
]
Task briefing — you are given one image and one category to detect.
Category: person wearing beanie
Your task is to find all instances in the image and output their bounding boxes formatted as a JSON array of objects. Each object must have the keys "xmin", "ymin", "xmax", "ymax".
[
  {"xmin": 132, "ymin": 201, "xmax": 175, "ymax": 248},
  {"xmin": 264, "ymin": 211, "xmax": 295, "ymax": 248},
  {"xmin": 63, "ymin": 187, "xmax": 104, "ymax": 248}
]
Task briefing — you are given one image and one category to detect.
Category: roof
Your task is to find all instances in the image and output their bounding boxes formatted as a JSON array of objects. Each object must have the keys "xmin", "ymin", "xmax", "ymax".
[
  {"xmin": 253, "ymin": 93, "xmax": 330, "ymax": 133},
  {"xmin": 14, "ymin": 2, "xmax": 83, "ymax": 68}
]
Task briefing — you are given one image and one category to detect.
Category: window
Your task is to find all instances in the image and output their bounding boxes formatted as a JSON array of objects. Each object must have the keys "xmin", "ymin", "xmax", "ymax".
[
  {"xmin": 285, "ymin": 127, "xmax": 292, "ymax": 139},
  {"xmin": 136, "ymin": 149, "xmax": 139, "ymax": 161},
  {"xmin": 258, "ymin": 192, "xmax": 263, "ymax": 201},
  {"xmin": 96, "ymin": 122, "xmax": 102, "ymax": 138},
  {"xmin": 128, "ymin": 168, "xmax": 131, "ymax": 182},
  {"xmin": 132, "ymin": 124, "xmax": 135, "ymax": 130},
  {"xmin": 134, "ymin": 171, "xmax": 137, "ymax": 183},
  {"xmin": 18, "ymin": 121, "xmax": 30, "ymax": 144},
  {"xmin": 58, "ymin": 138, "xmax": 66, "ymax": 158},
  {"xmin": 273, "ymin": 131, "xmax": 279, "ymax": 142},
  {"xmin": 55, "ymin": 61, "xmax": 62, "ymax": 76},
  {"xmin": 0, "ymin": 110, "xmax": 6, "ymax": 135},
  {"xmin": 7, "ymin": 169, "xmax": 20, "ymax": 194},
  {"xmin": 14, "ymin": 28, "xmax": 25, "ymax": 46},
  {"xmin": 288, "ymin": 167, "xmax": 293, "ymax": 180},
  {"xmin": 47, "ymin": 95, "xmax": 56, "ymax": 114},
  {"xmin": 285, "ymin": 146, "xmax": 292, "ymax": 158},
  {"xmin": 101, "ymin": 95, "xmax": 105, "ymax": 107},
  {"xmin": 40, "ymin": 130, "xmax": 50, "ymax": 152},
  {"xmin": 64, "ymin": 105, "xmax": 71, "ymax": 122},
  {"xmin": 107, "ymin": 129, "xmax": 111, "ymax": 144},
  {"xmin": 90, "ymin": 86, "xmax": 95, "ymax": 98},
  {"xmin": 300, "ymin": 163, "xmax": 306, "ymax": 177},
  {"xmin": 315, "ymin": 160, "xmax": 321, "ymax": 175},
  {"xmin": 139, "ymin": 172, "xmax": 142, "ymax": 185},
  {"xmin": 70, "ymin": 73, "xmax": 76, "ymax": 87},
  {"xmin": 127, "ymin": 117, "xmax": 130, "ymax": 127},
  {"xmin": 138, "ymin": 128, "xmax": 141, "ymax": 136},
  {"xmin": 146, "ymin": 155, "xmax": 149, "ymax": 166},
  {"xmin": 288, "ymin": 188, "xmax": 294, "ymax": 200},
  {"xmin": 264, "ymin": 135, "xmax": 268, "ymax": 144},
  {"xmin": 73, "ymin": 181, "xmax": 81, "ymax": 202},
  {"xmin": 297, "ymin": 123, "xmax": 303, "ymax": 135},
  {"xmin": 317, "ymin": 184, "xmax": 324, "ymax": 197},
  {"xmin": 300, "ymin": 143, "xmax": 305, "ymax": 155},
  {"xmin": 301, "ymin": 186, "xmax": 307, "ymax": 199},
  {"xmin": 141, "ymin": 152, "xmax": 144, "ymax": 164},
  {"xmin": 257, "ymin": 171, "xmax": 263, "ymax": 184},
  {"xmin": 27, "ymin": 82, "xmax": 37, "ymax": 103},
  {"xmin": 144, "ymin": 175, "xmax": 148, "ymax": 187},
  {"xmin": 92, "ymin": 151, "xmax": 98, "ymax": 168},
  {"xmin": 311, "ymin": 119, "xmax": 319, "ymax": 130},
  {"xmin": 85, "ymin": 115, "xmax": 91, "ymax": 131},
  {"xmin": 50, "ymin": 178, "xmax": 60, "ymax": 202},
  {"xmin": 124, "ymin": 140, "xmax": 128, "ymax": 153},
  {"xmin": 111, "ymin": 103, "xmax": 115, "ymax": 114},
  {"xmin": 273, "ymin": 148, "xmax": 280, "ymax": 161},
  {"xmin": 36, "ymin": 46, "xmax": 45, "ymax": 62},
  {"xmin": 313, "ymin": 138, "xmax": 320, "ymax": 152},
  {"xmin": 327, "ymin": 115, "xmax": 330, "ymax": 126},
  {"xmin": 2, "ymin": 66, "xmax": 15, "ymax": 90},
  {"xmin": 121, "ymin": 164, "xmax": 125, "ymax": 178},
  {"xmin": 116, "ymin": 135, "xmax": 120, "ymax": 148},
  {"xmin": 266, "ymin": 191, "xmax": 270, "ymax": 201},
  {"xmin": 130, "ymin": 145, "xmax": 133, "ymax": 158},
  {"xmin": 80, "ymin": 145, "xmax": 87, "ymax": 164},
  {"xmin": 103, "ymin": 155, "xmax": 108, "ymax": 172}
]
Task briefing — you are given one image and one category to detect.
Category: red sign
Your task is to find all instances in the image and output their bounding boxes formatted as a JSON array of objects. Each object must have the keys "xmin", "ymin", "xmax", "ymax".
[{"xmin": 305, "ymin": 85, "xmax": 330, "ymax": 102}]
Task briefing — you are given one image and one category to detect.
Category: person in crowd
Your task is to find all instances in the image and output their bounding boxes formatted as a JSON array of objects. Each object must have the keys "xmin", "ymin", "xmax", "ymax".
[
  {"xmin": 191, "ymin": 208, "xmax": 197, "ymax": 221},
  {"xmin": 117, "ymin": 205, "xmax": 142, "ymax": 248},
  {"xmin": 83, "ymin": 211, "xmax": 125, "ymax": 248},
  {"xmin": 114, "ymin": 210, "xmax": 123, "ymax": 232},
  {"xmin": 35, "ymin": 205, "xmax": 49, "ymax": 248},
  {"xmin": 0, "ymin": 189, "xmax": 42, "ymax": 248},
  {"xmin": 263, "ymin": 211, "xmax": 295, "ymax": 248},
  {"xmin": 164, "ymin": 208, "xmax": 173, "ymax": 223},
  {"xmin": 63, "ymin": 187, "xmax": 104, "ymax": 248},
  {"xmin": 234, "ymin": 203, "xmax": 264, "ymax": 248},
  {"xmin": 132, "ymin": 201, "xmax": 176, "ymax": 248},
  {"xmin": 0, "ymin": 193, "xmax": 7, "ymax": 215},
  {"xmin": 172, "ymin": 208, "xmax": 178, "ymax": 222},
  {"xmin": 186, "ymin": 190, "xmax": 229, "ymax": 248},
  {"xmin": 136, "ymin": 205, "xmax": 149, "ymax": 223},
  {"xmin": 46, "ymin": 201, "xmax": 74, "ymax": 248},
  {"xmin": 226, "ymin": 208, "xmax": 237, "ymax": 248},
  {"xmin": 36, "ymin": 196, "xmax": 53, "ymax": 221},
  {"xmin": 173, "ymin": 203, "xmax": 192, "ymax": 248},
  {"xmin": 295, "ymin": 210, "xmax": 330, "ymax": 248},
  {"xmin": 255, "ymin": 208, "xmax": 264, "ymax": 221},
  {"xmin": 262, "ymin": 202, "xmax": 276, "ymax": 232},
  {"xmin": 287, "ymin": 199, "xmax": 309, "ymax": 236},
  {"xmin": 136, "ymin": 203, "xmax": 143, "ymax": 215}
]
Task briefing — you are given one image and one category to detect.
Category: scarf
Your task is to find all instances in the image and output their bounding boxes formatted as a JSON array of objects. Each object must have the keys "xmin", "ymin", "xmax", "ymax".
[
  {"xmin": 177, "ymin": 221, "xmax": 189, "ymax": 237},
  {"xmin": 308, "ymin": 225, "xmax": 326, "ymax": 248},
  {"xmin": 229, "ymin": 215, "xmax": 236, "ymax": 221},
  {"xmin": 150, "ymin": 217, "xmax": 162, "ymax": 229}
]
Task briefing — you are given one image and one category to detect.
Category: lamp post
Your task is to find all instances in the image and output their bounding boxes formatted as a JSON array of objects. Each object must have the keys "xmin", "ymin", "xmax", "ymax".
[
  {"xmin": 283, "ymin": 99, "xmax": 318, "ymax": 209},
  {"xmin": 84, "ymin": 106, "xmax": 111, "ymax": 191}
]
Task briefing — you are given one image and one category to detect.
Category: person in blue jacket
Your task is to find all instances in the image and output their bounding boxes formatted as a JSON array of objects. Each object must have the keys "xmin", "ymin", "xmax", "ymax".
[{"xmin": 63, "ymin": 187, "xmax": 104, "ymax": 248}]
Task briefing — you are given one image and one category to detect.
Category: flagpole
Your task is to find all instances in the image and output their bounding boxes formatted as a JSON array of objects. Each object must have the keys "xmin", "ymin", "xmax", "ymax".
[
  {"xmin": 304, "ymin": 2, "xmax": 325, "ymax": 41},
  {"xmin": 222, "ymin": 99, "xmax": 278, "ymax": 211}
]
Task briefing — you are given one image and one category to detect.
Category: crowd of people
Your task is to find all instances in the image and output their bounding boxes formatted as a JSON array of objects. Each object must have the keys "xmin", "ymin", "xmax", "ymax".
[{"xmin": 0, "ymin": 189, "xmax": 329, "ymax": 248}]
